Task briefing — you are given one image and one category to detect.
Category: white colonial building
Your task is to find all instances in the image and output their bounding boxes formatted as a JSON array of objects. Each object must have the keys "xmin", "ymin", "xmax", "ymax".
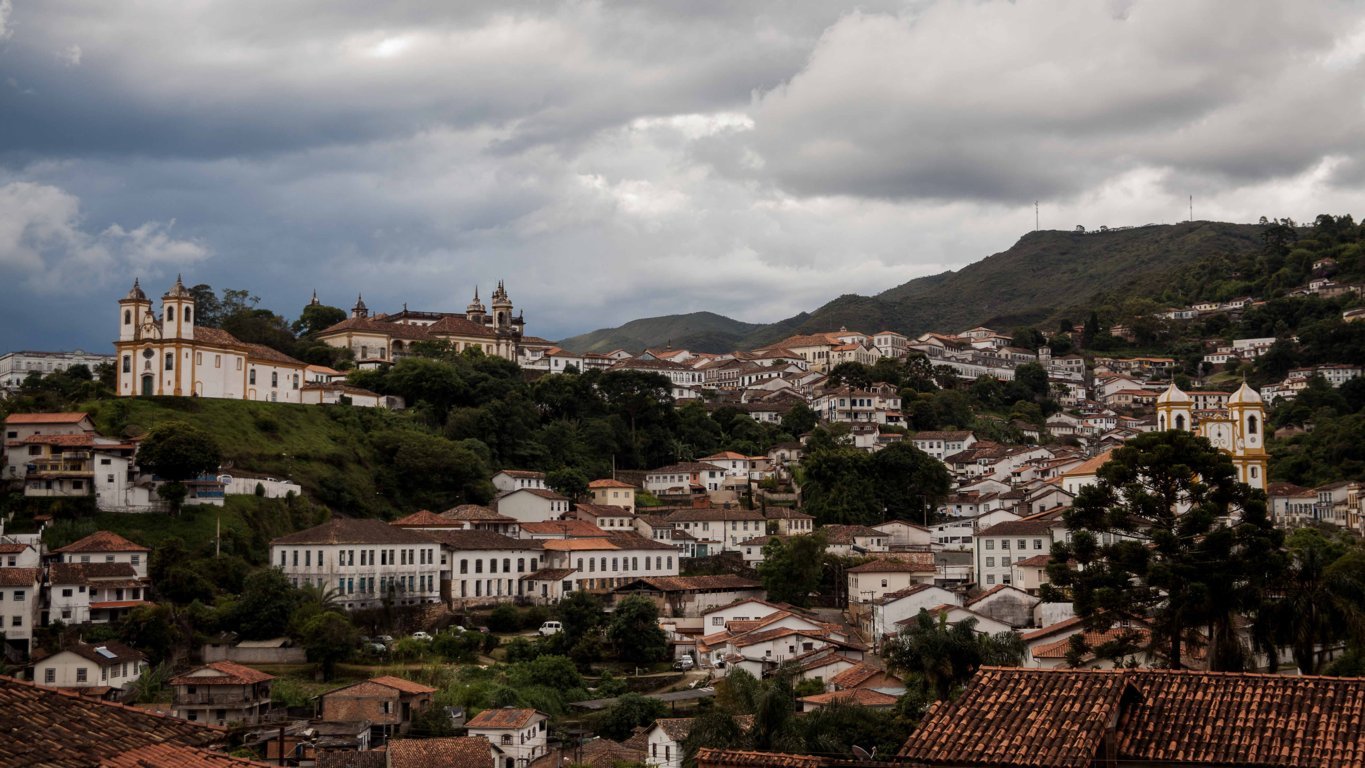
[
  {"xmin": 0, "ymin": 350, "xmax": 113, "ymax": 392},
  {"xmin": 466, "ymin": 707, "xmax": 549, "ymax": 768},
  {"xmin": 115, "ymin": 277, "xmax": 308, "ymax": 402},
  {"xmin": 270, "ymin": 518, "xmax": 442, "ymax": 610}
]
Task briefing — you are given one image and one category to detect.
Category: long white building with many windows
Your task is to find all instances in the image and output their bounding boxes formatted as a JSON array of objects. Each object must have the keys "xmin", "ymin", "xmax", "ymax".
[{"xmin": 270, "ymin": 518, "xmax": 442, "ymax": 610}]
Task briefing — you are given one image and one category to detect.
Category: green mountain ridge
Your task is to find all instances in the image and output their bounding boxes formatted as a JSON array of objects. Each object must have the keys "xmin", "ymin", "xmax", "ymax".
[{"xmin": 557, "ymin": 221, "xmax": 1267, "ymax": 353}]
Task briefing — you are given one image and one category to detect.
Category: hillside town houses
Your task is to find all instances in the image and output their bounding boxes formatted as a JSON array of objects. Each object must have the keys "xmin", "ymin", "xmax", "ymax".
[{"xmin": 6, "ymin": 279, "xmax": 1365, "ymax": 768}]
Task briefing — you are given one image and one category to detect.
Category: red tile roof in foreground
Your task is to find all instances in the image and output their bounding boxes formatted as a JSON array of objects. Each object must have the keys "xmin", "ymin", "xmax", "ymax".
[
  {"xmin": 696, "ymin": 749, "xmax": 823, "ymax": 768},
  {"xmin": 0, "ymin": 675, "xmax": 262, "ymax": 767},
  {"xmin": 899, "ymin": 667, "xmax": 1365, "ymax": 768},
  {"xmin": 387, "ymin": 737, "xmax": 491, "ymax": 768}
]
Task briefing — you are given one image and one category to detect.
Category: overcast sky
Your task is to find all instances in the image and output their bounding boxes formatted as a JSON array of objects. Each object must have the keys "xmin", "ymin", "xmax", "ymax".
[{"xmin": 3, "ymin": 0, "xmax": 1365, "ymax": 352}]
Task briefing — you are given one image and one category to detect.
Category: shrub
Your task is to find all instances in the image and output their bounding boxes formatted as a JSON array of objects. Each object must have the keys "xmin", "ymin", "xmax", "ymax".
[{"xmin": 488, "ymin": 604, "xmax": 521, "ymax": 633}]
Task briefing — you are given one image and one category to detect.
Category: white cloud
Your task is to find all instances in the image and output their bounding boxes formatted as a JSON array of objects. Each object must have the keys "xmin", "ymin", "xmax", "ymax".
[
  {"xmin": 0, "ymin": 182, "xmax": 209, "ymax": 293},
  {"xmin": 57, "ymin": 44, "xmax": 81, "ymax": 66},
  {"xmin": 0, "ymin": 0, "xmax": 12, "ymax": 41}
]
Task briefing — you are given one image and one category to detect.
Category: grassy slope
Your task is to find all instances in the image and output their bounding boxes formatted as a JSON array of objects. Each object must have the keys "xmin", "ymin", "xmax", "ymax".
[
  {"xmin": 562, "ymin": 221, "xmax": 1267, "ymax": 352},
  {"xmin": 82, "ymin": 396, "xmax": 401, "ymax": 517}
]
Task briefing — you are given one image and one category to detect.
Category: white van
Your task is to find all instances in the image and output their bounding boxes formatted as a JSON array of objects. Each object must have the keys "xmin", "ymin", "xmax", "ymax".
[{"xmin": 538, "ymin": 621, "xmax": 563, "ymax": 636}]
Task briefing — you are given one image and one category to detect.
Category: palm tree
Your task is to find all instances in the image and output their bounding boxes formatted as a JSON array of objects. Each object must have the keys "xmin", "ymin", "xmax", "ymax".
[
  {"xmin": 298, "ymin": 582, "xmax": 344, "ymax": 614},
  {"xmin": 1260, "ymin": 530, "xmax": 1365, "ymax": 673},
  {"xmin": 883, "ymin": 610, "xmax": 985, "ymax": 700}
]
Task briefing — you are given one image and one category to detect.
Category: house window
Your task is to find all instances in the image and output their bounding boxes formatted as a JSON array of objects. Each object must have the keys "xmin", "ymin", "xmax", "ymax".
[
  {"xmin": 13, "ymin": 590, "xmax": 24, "ymax": 601},
  {"xmin": 501, "ymin": 735, "xmax": 512, "ymax": 746},
  {"xmin": 44, "ymin": 668, "xmax": 55, "ymax": 684},
  {"xmin": 122, "ymin": 355, "xmax": 131, "ymax": 373},
  {"xmin": 986, "ymin": 557, "xmax": 995, "ymax": 567},
  {"xmin": 271, "ymin": 372, "xmax": 278, "ymax": 387},
  {"xmin": 249, "ymin": 369, "xmax": 257, "ymax": 385},
  {"xmin": 76, "ymin": 668, "xmax": 87, "ymax": 682}
]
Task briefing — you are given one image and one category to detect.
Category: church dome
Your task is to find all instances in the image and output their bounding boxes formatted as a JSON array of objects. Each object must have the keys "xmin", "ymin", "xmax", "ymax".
[
  {"xmin": 123, "ymin": 278, "xmax": 148, "ymax": 302},
  {"xmin": 163, "ymin": 274, "xmax": 192, "ymax": 299},
  {"xmin": 1156, "ymin": 382, "xmax": 1191, "ymax": 404},
  {"xmin": 1228, "ymin": 381, "xmax": 1263, "ymax": 405}
]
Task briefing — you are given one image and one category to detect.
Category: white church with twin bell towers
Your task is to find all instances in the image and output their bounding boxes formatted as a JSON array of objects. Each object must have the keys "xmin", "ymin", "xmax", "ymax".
[
  {"xmin": 1155, "ymin": 380, "xmax": 1269, "ymax": 489},
  {"xmin": 115, "ymin": 277, "xmax": 536, "ymax": 403},
  {"xmin": 116, "ymin": 277, "xmax": 311, "ymax": 402}
]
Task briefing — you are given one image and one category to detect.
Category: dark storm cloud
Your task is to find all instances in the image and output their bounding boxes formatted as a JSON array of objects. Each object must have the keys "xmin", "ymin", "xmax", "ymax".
[{"xmin": 1, "ymin": 0, "xmax": 1364, "ymax": 354}]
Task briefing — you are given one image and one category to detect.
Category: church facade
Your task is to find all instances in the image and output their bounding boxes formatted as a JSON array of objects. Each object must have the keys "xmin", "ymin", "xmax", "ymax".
[
  {"xmin": 114, "ymin": 278, "xmax": 309, "ymax": 402},
  {"xmin": 313, "ymin": 281, "xmax": 544, "ymax": 368},
  {"xmin": 1156, "ymin": 381, "xmax": 1269, "ymax": 489}
]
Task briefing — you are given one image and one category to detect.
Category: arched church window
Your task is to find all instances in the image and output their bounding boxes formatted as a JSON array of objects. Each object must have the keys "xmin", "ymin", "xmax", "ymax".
[
  {"xmin": 164, "ymin": 353, "xmax": 174, "ymax": 371},
  {"xmin": 1175, "ymin": 414, "xmax": 1185, "ymax": 430},
  {"xmin": 1247, "ymin": 415, "xmax": 1258, "ymax": 435},
  {"xmin": 185, "ymin": 307, "xmax": 192, "ymax": 323},
  {"xmin": 124, "ymin": 310, "xmax": 131, "ymax": 325},
  {"xmin": 1251, "ymin": 466, "xmax": 1259, "ymax": 479},
  {"xmin": 167, "ymin": 307, "xmax": 174, "ymax": 322}
]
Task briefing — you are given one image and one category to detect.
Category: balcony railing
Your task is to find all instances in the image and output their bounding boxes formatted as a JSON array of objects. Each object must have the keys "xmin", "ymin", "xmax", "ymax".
[{"xmin": 176, "ymin": 692, "xmax": 264, "ymax": 706}]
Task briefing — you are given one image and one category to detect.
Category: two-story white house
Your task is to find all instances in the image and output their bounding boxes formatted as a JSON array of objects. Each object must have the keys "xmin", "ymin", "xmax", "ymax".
[
  {"xmin": 52, "ymin": 531, "xmax": 149, "ymax": 578},
  {"xmin": 587, "ymin": 479, "xmax": 637, "ymax": 512},
  {"xmin": 910, "ymin": 431, "xmax": 977, "ymax": 462},
  {"xmin": 495, "ymin": 489, "xmax": 570, "ymax": 524},
  {"xmin": 665, "ymin": 508, "xmax": 768, "ymax": 553},
  {"xmin": 420, "ymin": 530, "xmax": 546, "ymax": 605},
  {"xmin": 541, "ymin": 534, "xmax": 679, "ymax": 593},
  {"xmin": 48, "ymin": 562, "xmax": 149, "ymax": 625},
  {"xmin": 847, "ymin": 559, "xmax": 937, "ymax": 606},
  {"xmin": 491, "ymin": 470, "xmax": 546, "ymax": 494},
  {"xmin": 644, "ymin": 463, "xmax": 730, "ymax": 494},
  {"xmin": 270, "ymin": 518, "xmax": 442, "ymax": 610},
  {"xmin": 32, "ymin": 640, "xmax": 147, "ymax": 696},
  {"xmin": 466, "ymin": 707, "xmax": 549, "ymax": 768},
  {"xmin": 974, "ymin": 519, "xmax": 1058, "ymax": 587},
  {"xmin": 0, "ymin": 567, "xmax": 41, "ymax": 654}
]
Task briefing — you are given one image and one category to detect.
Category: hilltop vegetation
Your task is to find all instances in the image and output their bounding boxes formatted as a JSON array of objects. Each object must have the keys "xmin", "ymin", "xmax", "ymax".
[
  {"xmin": 559, "ymin": 220, "xmax": 1271, "ymax": 352},
  {"xmin": 557, "ymin": 311, "xmax": 766, "ymax": 355}
]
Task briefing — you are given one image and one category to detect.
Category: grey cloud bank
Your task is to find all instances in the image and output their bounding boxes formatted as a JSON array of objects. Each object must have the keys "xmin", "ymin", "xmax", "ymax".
[{"xmin": 1, "ymin": 0, "xmax": 1363, "ymax": 352}]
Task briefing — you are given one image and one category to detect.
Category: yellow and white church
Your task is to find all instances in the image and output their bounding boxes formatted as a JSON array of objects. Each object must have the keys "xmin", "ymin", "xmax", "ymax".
[{"xmin": 1156, "ymin": 381, "xmax": 1269, "ymax": 489}]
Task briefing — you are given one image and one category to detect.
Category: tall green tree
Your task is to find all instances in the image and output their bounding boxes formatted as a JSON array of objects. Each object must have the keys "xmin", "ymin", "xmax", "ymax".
[
  {"xmin": 1258, "ymin": 529, "xmax": 1365, "ymax": 674},
  {"xmin": 136, "ymin": 421, "xmax": 221, "ymax": 483},
  {"xmin": 869, "ymin": 443, "xmax": 952, "ymax": 524},
  {"xmin": 606, "ymin": 595, "xmax": 669, "ymax": 663},
  {"xmin": 1048, "ymin": 430, "xmax": 1284, "ymax": 670},
  {"xmin": 756, "ymin": 533, "xmax": 826, "ymax": 607},
  {"xmin": 300, "ymin": 611, "xmax": 358, "ymax": 681}
]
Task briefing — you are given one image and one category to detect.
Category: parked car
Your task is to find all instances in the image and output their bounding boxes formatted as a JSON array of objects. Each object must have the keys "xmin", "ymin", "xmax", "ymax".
[
  {"xmin": 376, "ymin": 635, "xmax": 394, "ymax": 645},
  {"xmin": 672, "ymin": 656, "xmax": 695, "ymax": 671},
  {"xmin": 538, "ymin": 621, "xmax": 563, "ymax": 636},
  {"xmin": 411, "ymin": 631, "xmax": 433, "ymax": 641},
  {"xmin": 367, "ymin": 642, "xmax": 388, "ymax": 654}
]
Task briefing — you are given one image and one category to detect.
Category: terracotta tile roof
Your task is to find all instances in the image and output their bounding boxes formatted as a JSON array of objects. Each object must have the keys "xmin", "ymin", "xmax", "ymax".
[
  {"xmin": 501, "ymin": 488, "xmax": 569, "ymax": 502},
  {"xmin": 520, "ymin": 568, "xmax": 577, "ymax": 581},
  {"xmin": 169, "ymin": 661, "xmax": 274, "ymax": 687},
  {"xmin": 99, "ymin": 742, "xmax": 273, "ymax": 767},
  {"xmin": 614, "ymin": 575, "xmax": 761, "ymax": 593},
  {"xmin": 34, "ymin": 640, "xmax": 145, "ymax": 667},
  {"xmin": 763, "ymin": 508, "xmax": 813, "ymax": 520},
  {"xmin": 3, "ymin": 412, "xmax": 91, "ymax": 424},
  {"xmin": 0, "ymin": 675, "xmax": 236, "ymax": 766},
  {"xmin": 799, "ymin": 688, "xmax": 898, "ymax": 707},
  {"xmin": 386, "ymin": 737, "xmax": 493, "ymax": 768},
  {"xmin": 604, "ymin": 533, "xmax": 677, "ymax": 550},
  {"xmin": 390, "ymin": 510, "xmax": 461, "ymax": 527},
  {"xmin": 874, "ymin": 584, "xmax": 939, "ymax": 605},
  {"xmin": 541, "ymin": 538, "xmax": 617, "ymax": 551},
  {"xmin": 1029, "ymin": 628, "xmax": 1150, "ymax": 660},
  {"xmin": 519, "ymin": 520, "xmax": 604, "ymax": 537},
  {"xmin": 828, "ymin": 663, "xmax": 882, "ymax": 689},
  {"xmin": 695, "ymin": 748, "xmax": 822, "ymax": 768},
  {"xmin": 666, "ymin": 508, "xmax": 766, "ymax": 523},
  {"xmin": 0, "ymin": 543, "xmax": 32, "ymax": 554},
  {"xmin": 1020, "ymin": 616, "xmax": 1086, "ymax": 642},
  {"xmin": 1060, "ymin": 449, "xmax": 1115, "ymax": 478},
  {"xmin": 497, "ymin": 469, "xmax": 546, "ymax": 479},
  {"xmin": 54, "ymin": 531, "xmax": 149, "ymax": 553},
  {"xmin": 419, "ymin": 530, "xmax": 542, "ymax": 551},
  {"xmin": 0, "ymin": 567, "xmax": 40, "ymax": 586},
  {"xmin": 900, "ymin": 667, "xmax": 1365, "ymax": 768},
  {"xmin": 574, "ymin": 503, "xmax": 632, "ymax": 518},
  {"xmin": 193, "ymin": 327, "xmax": 305, "ymax": 367},
  {"xmin": 439, "ymin": 504, "xmax": 512, "ymax": 521},
  {"xmin": 369, "ymin": 675, "xmax": 437, "ymax": 695},
  {"xmin": 977, "ymin": 519, "xmax": 1057, "ymax": 537},
  {"xmin": 532, "ymin": 738, "xmax": 644, "ymax": 768},
  {"xmin": 846, "ymin": 559, "xmax": 934, "ymax": 574},
  {"xmin": 589, "ymin": 479, "xmax": 636, "ymax": 489},
  {"xmin": 648, "ymin": 462, "xmax": 729, "ymax": 476},
  {"xmin": 1012, "ymin": 554, "xmax": 1052, "ymax": 568},
  {"xmin": 466, "ymin": 707, "xmax": 543, "ymax": 729},
  {"xmin": 49, "ymin": 562, "xmax": 140, "ymax": 584},
  {"xmin": 272, "ymin": 517, "xmax": 435, "ymax": 546},
  {"xmin": 316, "ymin": 752, "xmax": 388, "ymax": 768}
]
